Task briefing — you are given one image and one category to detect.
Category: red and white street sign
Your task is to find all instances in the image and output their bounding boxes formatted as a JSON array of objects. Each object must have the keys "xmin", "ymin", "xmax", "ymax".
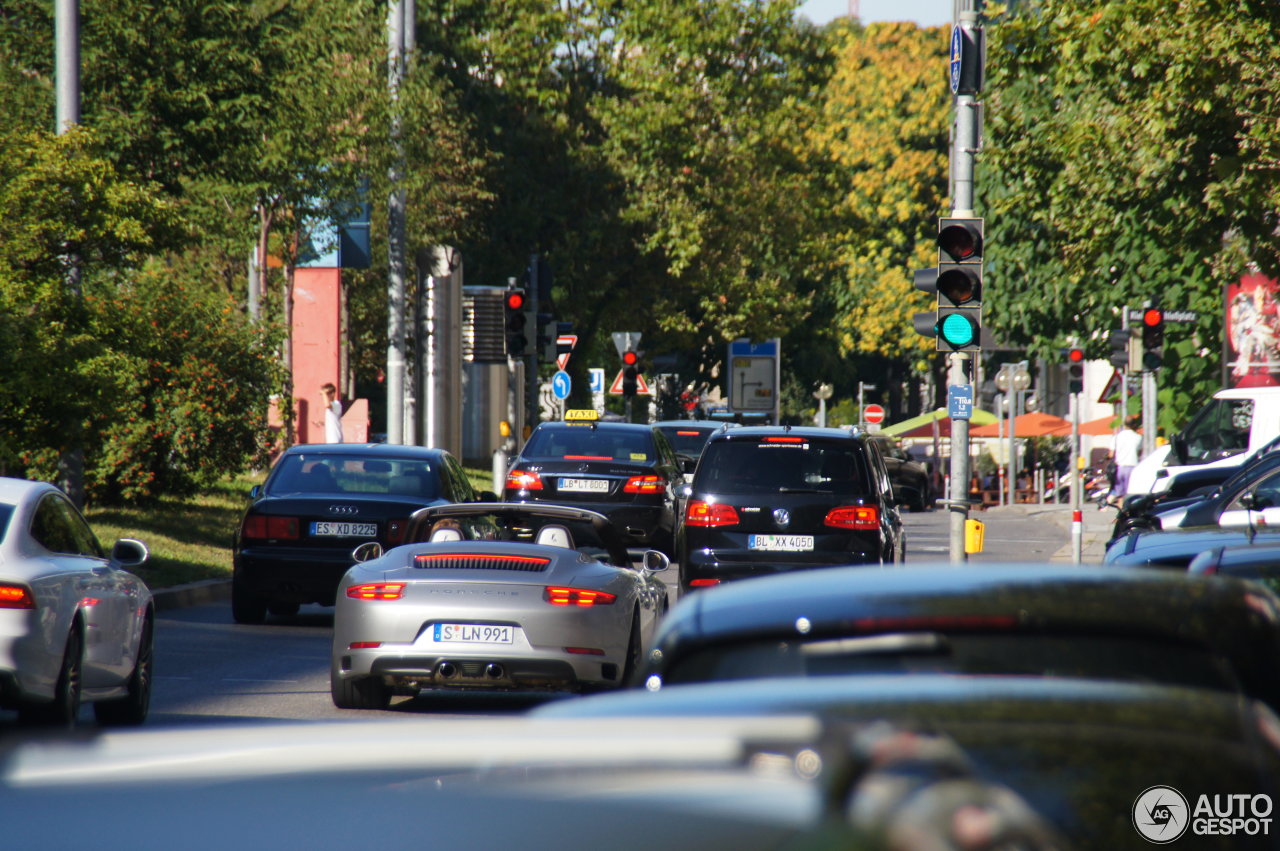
[
  {"xmin": 863, "ymin": 404, "xmax": 886, "ymax": 424},
  {"xmin": 608, "ymin": 369, "xmax": 652, "ymax": 395},
  {"xmin": 555, "ymin": 335, "xmax": 578, "ymax": 371}
]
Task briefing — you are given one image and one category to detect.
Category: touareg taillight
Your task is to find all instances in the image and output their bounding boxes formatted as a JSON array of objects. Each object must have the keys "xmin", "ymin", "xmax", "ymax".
[
  {"xmin": 685, "ymin": 501, "xmax": 739, "ymax": 527},
  {"xmin": 824, "ymin": 505, "xmax": 879, "ymax": 530}
]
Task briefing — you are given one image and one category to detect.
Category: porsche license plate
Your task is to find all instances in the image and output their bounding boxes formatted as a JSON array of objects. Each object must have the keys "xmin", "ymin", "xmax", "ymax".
[
  {"xmin": 748, "ymin": 534, "xmax": 814, "ymax": 551},
  {"xmin": 311, "ymin": 521, "xmax": 378, "ymax": 537},
  {"xmin": 433, "ymin": 623, "xmax": 514, "ymax": 644},
  {"xmin": 558, "ymin": 478, "xmax": 609, "ymax": 493}
]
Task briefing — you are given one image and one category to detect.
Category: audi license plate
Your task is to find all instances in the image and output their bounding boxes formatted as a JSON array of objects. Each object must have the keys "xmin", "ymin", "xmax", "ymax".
[
  {"xmin": 749, "ymin": 534, "xmax": 814, "ymax": 551},
  {"xmin": 432, "ymin": 623, "xmax": 514, "ymax": 644},
  {"xmin": 558, "ymin": 478, "xmax": 609, "ymax": 493},
  {"xmin": 310, "ymin": 521, "xmax": 378, "ymax": 537}
]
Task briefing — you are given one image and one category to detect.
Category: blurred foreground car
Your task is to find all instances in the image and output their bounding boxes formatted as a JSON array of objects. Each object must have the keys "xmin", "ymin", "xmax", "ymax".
[
  {"xmin": 0, "ymin": 477, "xmax": 152, "ymax": 726},
  {"xmin": 503, "ymin": 410, "xmax": 685, "ymax": 555},
  {"xmin": 331, "ymin": 503, "xmax": 669, "ymax": 708},
  {"xmin": 637, "ymin": 563, "xmax": 1280, "ymax": 710},
  {"xmin": 232, "ymin": 443, "xmax": 494, "ymax": 624},
  {"xmin": 678, "ymin": 426, "xmax": 904, "ymax": 594},
  {"xmin": 0, "ymin": 716, "xmax": 1063, "ymax": 851},
  {"xmin": 536, "ymin": 674, "xmax": 1280, "ymax": 849}
]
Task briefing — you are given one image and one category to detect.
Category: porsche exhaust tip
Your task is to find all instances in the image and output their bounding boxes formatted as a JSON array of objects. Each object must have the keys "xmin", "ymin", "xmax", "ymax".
[
  {"xmin": 437, "ymin": 661, "xmax": 458, "ymax": 679},
  {"xmin": 485, "ymin": 663, "xmax": 504, "ymax": 680}
]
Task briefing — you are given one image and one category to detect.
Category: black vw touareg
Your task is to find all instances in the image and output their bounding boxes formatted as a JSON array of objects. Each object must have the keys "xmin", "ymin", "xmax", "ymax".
[{"xmin": 677, "ymin": 426, "xmax": 904, "ymax": 594}]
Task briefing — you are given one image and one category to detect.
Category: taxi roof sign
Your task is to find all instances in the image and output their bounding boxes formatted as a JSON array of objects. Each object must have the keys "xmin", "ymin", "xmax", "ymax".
[{"xmin": 564, "ymin": 409, "xmax": 599, "ymax": 422}]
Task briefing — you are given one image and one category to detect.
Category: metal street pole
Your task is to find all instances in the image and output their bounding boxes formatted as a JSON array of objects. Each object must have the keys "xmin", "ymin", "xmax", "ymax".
[{"xmin": 385, "ymin": 0, "xmax": 408, "ymax": 444}]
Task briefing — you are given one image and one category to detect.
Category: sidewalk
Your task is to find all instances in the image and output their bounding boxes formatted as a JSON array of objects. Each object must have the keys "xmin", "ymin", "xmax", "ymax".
[{"xmin": 974, "ymin": 502, "xmax": 1115, "ymax": 564}]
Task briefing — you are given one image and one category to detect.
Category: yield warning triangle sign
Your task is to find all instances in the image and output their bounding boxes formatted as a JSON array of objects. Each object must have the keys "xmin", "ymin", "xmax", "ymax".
[{"xmin": 608, "ymin": 369, "xmax": 652, "ymax": 395}]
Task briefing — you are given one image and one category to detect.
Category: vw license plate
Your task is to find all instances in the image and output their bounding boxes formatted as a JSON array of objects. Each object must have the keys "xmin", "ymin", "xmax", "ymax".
[
  {"xmin": 748, "ymin": 534, "xmax": 814, "ymax": 551},
  {"xmin": 311, "ymin": 521, "xmax": 378, "ymax": 537},
  {"xmin": 558, "ymin": 478, "xmax": 609, "ymax": 493},
  {"xmin": 433, "ymin": 624, "xmax": 514, "ymax": 644}
]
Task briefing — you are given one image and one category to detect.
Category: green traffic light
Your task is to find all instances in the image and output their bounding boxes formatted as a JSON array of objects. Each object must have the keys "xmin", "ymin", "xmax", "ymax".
[{"xmin": 938, "ymin": 312, "xmax": 977, "ymax": 348}]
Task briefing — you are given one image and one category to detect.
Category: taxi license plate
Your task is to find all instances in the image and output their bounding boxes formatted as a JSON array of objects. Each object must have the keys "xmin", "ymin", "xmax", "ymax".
[
  {"xmin": 558, "ymin": 478, "xmax": 609, "ymax": 493},
  {"xmin": 749, "ymin": 534, "xmax": 814, "ymax": 551},
  {"xmin": 432, "ymin": 624, "xmax": 514, "ymax": 644},
  {"xmin": 311, "ymin": 521, "xmax": 378, "ymax": 537}
]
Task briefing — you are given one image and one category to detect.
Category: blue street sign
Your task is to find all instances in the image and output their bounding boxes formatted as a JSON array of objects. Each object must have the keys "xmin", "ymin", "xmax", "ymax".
[
  {"xmin": 552, "ymin": 370, "xmax": 571, "ymax": 400},
  {"xmin": 948, "ymin": 384, "xmax": 974, "ymax": 420},
  {"xmin": 729, "ymin": 339, "xmax": 778, "ymax": 357},
  {"xmin": 950, "ymin": 25, "xmax": 963, "ymax": 94},
  {"xmin": 589, "ymin": 368, "xmax": 605, "ymax": 393}
]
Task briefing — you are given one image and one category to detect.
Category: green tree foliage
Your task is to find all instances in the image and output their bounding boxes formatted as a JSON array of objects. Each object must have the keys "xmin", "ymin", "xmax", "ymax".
[
  {"xmin": 983, "ymin": 0, "xmax": 1280, "ymax": 429},
  {"xmin": 807, "ymin": 21, "xmax": 951, "ymax": 361}
]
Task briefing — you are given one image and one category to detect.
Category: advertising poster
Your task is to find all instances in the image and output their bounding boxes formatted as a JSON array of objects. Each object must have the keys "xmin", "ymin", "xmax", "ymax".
[{"xmin": 1226, "ymin": 273, "xmax": 1280, "ymax": 387}]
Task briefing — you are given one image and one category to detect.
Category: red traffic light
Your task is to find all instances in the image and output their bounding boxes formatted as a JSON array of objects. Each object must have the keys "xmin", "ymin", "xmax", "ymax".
[
  {"xmin": 1068, "ymin": 348, "xmax": 1085, "ymax": 363},
  {"xmin": 1142, "ymin": 307, "xmax": 1163, "ymax": 327},
  {"xmin": 505, "ymin": 290, "xmax": 526, "ymax": 311},
  {"xmin": 622, "ymin": 350, "xmax": 638, "ymax": 366}
]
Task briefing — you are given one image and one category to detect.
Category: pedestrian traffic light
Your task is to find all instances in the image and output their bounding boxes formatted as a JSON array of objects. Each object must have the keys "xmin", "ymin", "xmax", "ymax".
[
  {"xmin": 622, "ymin": 350, "xmax": 639, "ymax": 397},
  {"xmin": 1141, "ymin": 307, "xmax": 1164, "ymax": 370},
  {"xmin": 504, "ymin": 288, "xmax": 529, "ymax": 357},
  {"xmin": 1067, "ymin": 347, "xmax": 1085, "ymax": 394},
  {"xmin": 913, "ymin": 218, "xmax": 983, "ymax": 351},
  {"xmin": 1108, "ymin": 329, "xmax": 1131, "ymax": 370}
]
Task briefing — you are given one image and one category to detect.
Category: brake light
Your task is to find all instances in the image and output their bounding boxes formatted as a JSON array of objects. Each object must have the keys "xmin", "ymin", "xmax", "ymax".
[
  {"xmin": 0, "ymin": 584, "xmax": 35, "ymax": 610},
  {"xmin": 346, "ymin": 583, "xmax": 405, "ymax": 601},
  {"xmin": 242, "ymin": 515, "xmax": 301, "ymax": 540},
  {"xmin": 690, "ymin": 579, "xmax": 721, "ymax": 588},
  {"xmin": 685, "ymin": 501, "xmax": 739, "ymax": 527},
  {"xmin": 825, "ymin": 505, "xmax": 879, "ymax": 530},
  {"xmin": 763, "ymin": 436, "xmax": 805, "ymax": 444},
  {"xmin": 544, "ymin": 586, "xmax": 617, "ymax": 606},
  {"xmin": 564, "ymin": 455, "xmax": 611, "ymax": 461},
  {"xmin": 675, "ymin": 430, "xmax": 700, "ymax": 436},
  {"xmin": 564, "ymin": 646, "xmax": 605, "ymax": 655},
  {"xmin": 506, "ymin": 469, "xmax": 543, "ymax": 491},
  {"xmin": 385, "ymin": 518, "xmax": 408, "ymax": 545},
  {"xmin": 348, "ymin": 641, "xmax": 383, "ymax": 649},
  {"xmin": 624, "ymin": 474, "xmax": 664, "ymax": 494}
]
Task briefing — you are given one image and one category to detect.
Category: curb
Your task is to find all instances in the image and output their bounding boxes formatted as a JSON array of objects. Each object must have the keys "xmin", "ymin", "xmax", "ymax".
[{"xmin": 152, "ymin": 579, "xmax": 231, "ymax": 612}]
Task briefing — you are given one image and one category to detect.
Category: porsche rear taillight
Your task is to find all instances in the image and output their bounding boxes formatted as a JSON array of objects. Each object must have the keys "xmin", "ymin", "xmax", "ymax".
[
  {"xmin": 689, "ymin": 579, "xmax": 721, "ymax": 588},
  {"xmin": 624, "ymin": 474, "xmax": 664, "ymax": 494},
  {"xmin": 346, "ymin": 583, "xmax": 405, "ymax": 601},
  {"xmin": 506, "ymin": 469, "xmax": 543, "ymax": 491},
  {"xmin": 0, "ymin": 583, "xmax": 35, "ymax": 610},
  {"xmin": 242, "ymin": 515, "xmax": 300, "ymax": 540},
  {"xmin": 685, "ymin": 500, "xmax": 739, "ymax": 527},
  {"xmin": 544, "ymin": 586, "xmax": 617, "ymax": 606},
  {"xmin": 824, "ymin": 505, "xmax": 879, "ymax": 530}
]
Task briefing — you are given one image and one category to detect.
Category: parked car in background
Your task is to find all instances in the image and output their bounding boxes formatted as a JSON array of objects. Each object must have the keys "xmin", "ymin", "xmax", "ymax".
[
  {"xmin": 331, "ymin": 503, "xmax": 668, "ymax": 708},
  {"xmin": 0, "ymin": 477, "xmax": 153, "ymax": 726},
  {"xmin": 232, "ymin": 443, "xmax": 494, "ymax": 624},
  {"xmin": 864, "ymin": 433, "xmax": 932, "ymax": 511},
  {"xmin": 638, "ymin": 563, "xmax": 1280, "ymax": 710},
  {"xmin": 1105, "ymin": 525, "xmax": 1280, "ymax": 571},
  {"xmin": 503, "ymin": 410, "xmax": 685, "ymax": 556},
  {"xmin": 651, "ymin": 420, "xmax": 731, "ymax": 473},
  {"xmin": 677, "ymin": 426, "xmax": 904, "ymax": 594}
]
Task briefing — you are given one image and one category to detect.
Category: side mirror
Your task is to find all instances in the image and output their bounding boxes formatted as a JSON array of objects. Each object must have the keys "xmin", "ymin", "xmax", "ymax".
[
  {"xmin": 250, "ymin": 484, "xmax": 262, "ymax": 499},
  {"xmin": 641, "ymin": 550, "xmax": 670, "ymax": 573},
  {"xmin": 352, "ymin": 541, "xmax": 384, "ymax": 563},
  {"xmin": 678, "ymin": 483, "xmax": 693, "ymax": 500},
  {"xmin": 110, "ymin": 538, "xmax": 149, "ymax": 569}
]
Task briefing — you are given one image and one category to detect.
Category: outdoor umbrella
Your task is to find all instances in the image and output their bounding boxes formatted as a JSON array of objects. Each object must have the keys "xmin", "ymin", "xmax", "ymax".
[
  {"xmin": 970, "ymin": 412, "xmax": 1072, "ymax": 438},
  {"xmin": 880, "ymin": 408, "xmax": 998, "ymax": 439}
]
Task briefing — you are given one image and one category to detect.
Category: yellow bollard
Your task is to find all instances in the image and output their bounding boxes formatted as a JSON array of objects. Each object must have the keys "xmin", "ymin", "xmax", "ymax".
[{"xmin": 964, "ymin": 518, "xmax": 985, "ymax": 554}]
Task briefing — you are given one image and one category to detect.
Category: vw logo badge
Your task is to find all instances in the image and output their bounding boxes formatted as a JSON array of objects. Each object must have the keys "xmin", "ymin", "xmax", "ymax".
[
  {"xmin": 329, "ymin": 505, "xmax": 358, "ymax": 515},
  {"xmin": 773, "ymin": 508, "xmax": 790, "ymax": 528}
]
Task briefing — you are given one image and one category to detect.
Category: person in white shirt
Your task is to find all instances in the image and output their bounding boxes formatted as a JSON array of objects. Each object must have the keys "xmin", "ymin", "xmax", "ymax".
[
  {"xmin": 321, "ymin": 382, "xmax": 343, "ymax": 443},
  {"xmin": 1109, "ymin": 415, "xmax": 1142, "ymax": 504}
]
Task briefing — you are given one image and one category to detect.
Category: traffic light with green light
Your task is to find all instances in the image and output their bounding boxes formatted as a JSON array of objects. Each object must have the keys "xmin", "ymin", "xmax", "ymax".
[{"xmin": 913, "ymin": 218, "xmax": 984, "ymax": 351}]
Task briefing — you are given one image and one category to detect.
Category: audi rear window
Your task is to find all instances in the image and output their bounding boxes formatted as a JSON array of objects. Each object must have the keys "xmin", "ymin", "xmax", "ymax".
[
  {"xmin": 696, "ymin": 440, "xmax": 870, "ymax": 495},
  {"xmin": 267, "ymin": 455, "xmax": 439, "ymax": 498}
]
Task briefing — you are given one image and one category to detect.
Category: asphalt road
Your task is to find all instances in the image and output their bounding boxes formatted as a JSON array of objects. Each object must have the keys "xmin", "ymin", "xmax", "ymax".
[{"xmin": 0, "ymin": 503, "xmax": 1113, "ymax": 733}]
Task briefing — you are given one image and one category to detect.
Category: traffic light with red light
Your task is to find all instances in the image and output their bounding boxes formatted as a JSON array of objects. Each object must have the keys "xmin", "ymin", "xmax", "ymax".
[
  {"xmin": 621, "ymin": 350, "xmax": 639, "ymax": 397},
  {"xmin": 1067, "ymin": 347, "xmax": 1085, "ymax": 394},
  {"xmin": 504, "ymin": 288, "xmax": 529, "ymax": 357},
  {"xmin": 1141, "ymin": 307, "xmax": 1164, "ymax": 370}
]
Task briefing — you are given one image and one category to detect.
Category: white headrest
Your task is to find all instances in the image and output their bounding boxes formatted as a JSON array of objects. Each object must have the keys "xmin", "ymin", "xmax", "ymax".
[
  {"xmin": 429, "ymin": 527, "xmax": 464, "ymax": 542},
  {"xmin": 535, "ymin": 525, "xmax": 574, "ymax": 549}
]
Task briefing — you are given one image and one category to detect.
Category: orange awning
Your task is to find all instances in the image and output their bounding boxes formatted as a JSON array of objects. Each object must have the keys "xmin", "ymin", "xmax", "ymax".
[{"xmin": 970, "ymin": 412, "xmax": 1072, "ymax": 438}]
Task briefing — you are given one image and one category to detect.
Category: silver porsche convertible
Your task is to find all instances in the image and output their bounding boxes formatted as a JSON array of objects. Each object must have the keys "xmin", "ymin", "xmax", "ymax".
[{"xmin": 330, "ymin": 503, "xmax": 670, "ymax": 709}]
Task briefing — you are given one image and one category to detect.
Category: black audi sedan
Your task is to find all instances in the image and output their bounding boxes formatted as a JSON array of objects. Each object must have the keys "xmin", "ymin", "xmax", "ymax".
[
  {"xmin": 503, "ymin": 410, "xmax": 685, "ymax": 556},
  {"xmin": 677, "ymin": 426, "xmax": 904, "ymax": 594},
  {"xmin": 232, "ymin": 443, "xmax": 494, "ymax": 623}
]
